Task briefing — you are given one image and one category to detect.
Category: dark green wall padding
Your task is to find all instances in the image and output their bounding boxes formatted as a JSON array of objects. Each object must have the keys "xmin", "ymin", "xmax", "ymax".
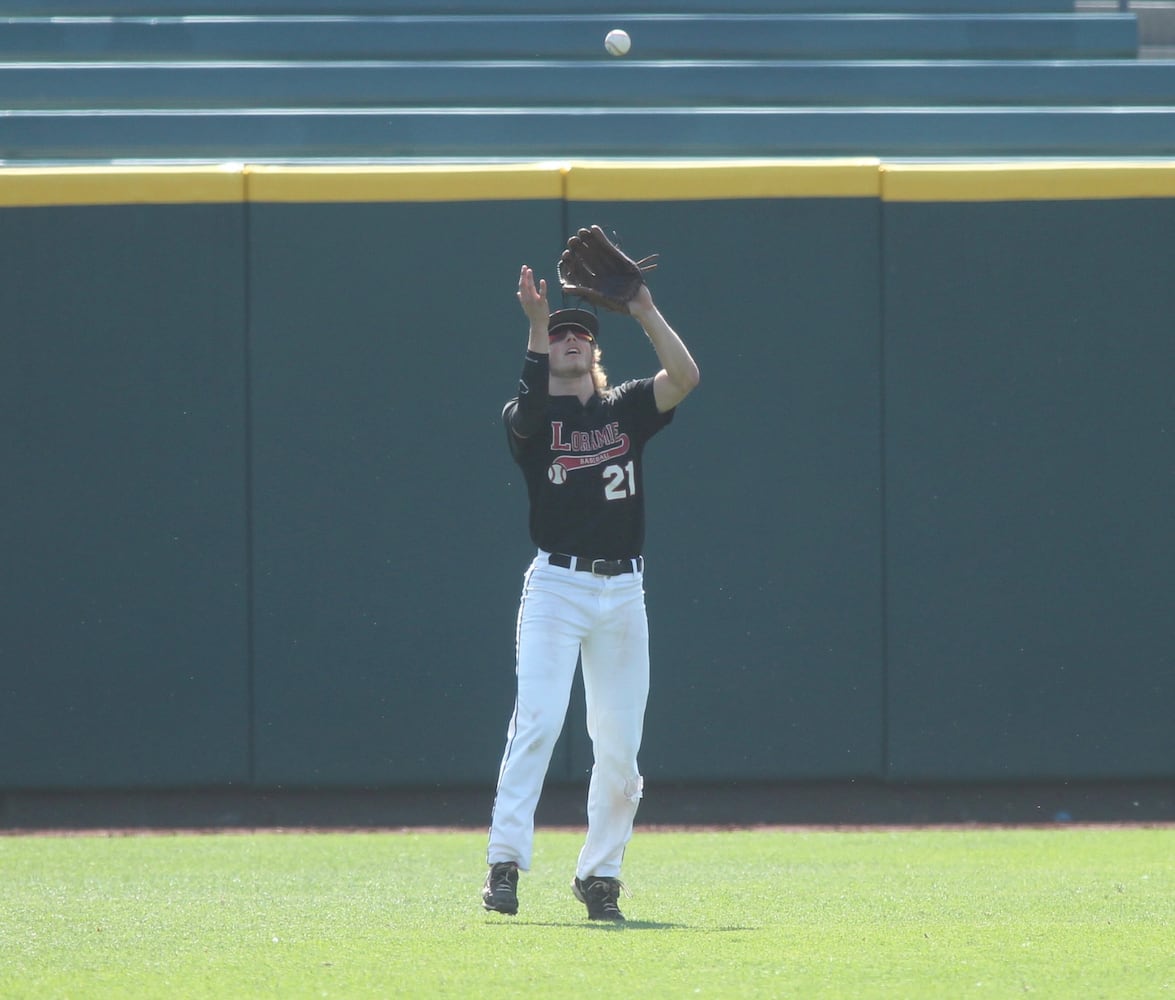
[{"xmin": 1, "ymin": 161, "xmax": 1171, "ymax": 792}]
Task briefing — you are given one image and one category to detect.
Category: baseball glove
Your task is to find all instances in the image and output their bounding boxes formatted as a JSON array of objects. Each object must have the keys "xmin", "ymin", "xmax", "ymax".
[{"xmin": 557, "ymin": 225, "xmax": 658, "ymax": 313}]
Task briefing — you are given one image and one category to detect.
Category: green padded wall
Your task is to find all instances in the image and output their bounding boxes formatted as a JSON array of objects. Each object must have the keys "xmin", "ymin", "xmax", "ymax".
[
  {"xmin": 881, "ymin": 165, "xmax": 1175, "ymax": 780},
  {"xmin": 0, "ymin": 170, "xmax": 250, "ymax": 788},
  {"xmin": 244, "ymin": 166, "xmax": 566, "ymax": 786},
  {"xmin": 2, "ymin": 161, "xmax": 1170, "ymax": 792}
]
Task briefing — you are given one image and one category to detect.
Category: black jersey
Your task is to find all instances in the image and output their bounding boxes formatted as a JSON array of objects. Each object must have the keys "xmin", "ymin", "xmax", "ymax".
[{"xmin": 504, "ymin": 353, "xmax": 674, "ymax": 560}]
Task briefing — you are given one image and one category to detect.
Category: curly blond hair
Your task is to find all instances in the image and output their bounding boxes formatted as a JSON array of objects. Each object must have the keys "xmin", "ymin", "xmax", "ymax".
[{"xmin": 591, "ymin": 345, "xmax": 609, "ymax": 394}]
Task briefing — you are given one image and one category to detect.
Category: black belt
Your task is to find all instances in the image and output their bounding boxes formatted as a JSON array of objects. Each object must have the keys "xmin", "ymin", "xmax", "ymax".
[{"xmin": 548, "ymin": 553, "xmax": 643, "ymax": 577}]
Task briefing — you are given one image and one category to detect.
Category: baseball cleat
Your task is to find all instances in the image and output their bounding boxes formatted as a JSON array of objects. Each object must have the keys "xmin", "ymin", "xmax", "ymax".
[
  {"xmin": 572, "ymin": 875, "xmax": 626, "ymax": 921},
  {"xmin": 482, "ymin": 861, "xmax": 520, "ymax": 915}
]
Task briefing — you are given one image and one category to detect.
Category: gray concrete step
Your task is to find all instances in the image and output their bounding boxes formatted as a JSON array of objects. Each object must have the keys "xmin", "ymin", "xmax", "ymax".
[
  {"xmin": 0, "ymin": 14, "xmax": 1139, "ymax": 62},
  {"xmin": 0, "ymin": 1, "xmax": 1086, "ymax": 13},
  {"xmin": 4, "ymin": 105, "xmax": 1174, "ymax": 161},
  {"xmin": 7, "ymin": 59, "xmax": 1175, "ymax": 110}
]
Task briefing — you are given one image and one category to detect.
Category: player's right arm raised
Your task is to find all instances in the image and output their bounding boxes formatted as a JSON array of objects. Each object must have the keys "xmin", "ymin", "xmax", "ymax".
[{"xmin": 507, "ymin": 265, "xmax": 551, "ymax": 441}]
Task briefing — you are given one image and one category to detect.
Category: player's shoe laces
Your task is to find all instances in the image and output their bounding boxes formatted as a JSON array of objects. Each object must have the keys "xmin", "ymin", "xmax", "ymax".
[
  {"xmin": 572, "ymin": 875, "xmax": 627, "ymax": 921},
  {"xmin": 482, "ymin": 861, "xmax": 519, "ymax": 915}
]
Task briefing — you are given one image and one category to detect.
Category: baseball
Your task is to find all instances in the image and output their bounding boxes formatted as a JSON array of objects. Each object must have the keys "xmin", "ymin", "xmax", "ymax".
[
  {"xmin": 604, "ymin": 28, "xmax": 631, "ymax": 57},
  {"xmin": 548, "ymin": 463, "xmax": 567, "ymax": 485}
]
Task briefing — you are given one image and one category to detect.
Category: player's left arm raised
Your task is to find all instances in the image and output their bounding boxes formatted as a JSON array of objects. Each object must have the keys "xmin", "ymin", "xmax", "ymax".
[{"xmin": 628, "ymin": 285, "xmax": 700, "ymax": 412}]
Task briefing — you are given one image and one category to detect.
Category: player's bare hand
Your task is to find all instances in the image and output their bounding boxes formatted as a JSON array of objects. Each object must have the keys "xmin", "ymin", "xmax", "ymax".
[{"xmin": 517, "ymin": 265, "xmax": 549, "ymax": 326}]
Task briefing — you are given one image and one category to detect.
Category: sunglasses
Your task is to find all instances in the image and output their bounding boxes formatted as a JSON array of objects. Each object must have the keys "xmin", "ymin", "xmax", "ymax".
[{"xmin": 548, "ymin": 328, "xmax": 595, "ymax": 344}]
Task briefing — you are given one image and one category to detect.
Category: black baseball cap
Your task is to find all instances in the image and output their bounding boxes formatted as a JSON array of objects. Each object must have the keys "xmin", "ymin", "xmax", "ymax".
[{"xmin": 548, "ymin": 308, "xmax": 598, "ymax": 338}]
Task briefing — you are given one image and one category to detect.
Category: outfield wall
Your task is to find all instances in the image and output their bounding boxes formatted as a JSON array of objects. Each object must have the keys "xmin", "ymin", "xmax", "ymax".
[{"xmin": 1, "ymin": 161, "xmax": 1171, "ymax": 793}]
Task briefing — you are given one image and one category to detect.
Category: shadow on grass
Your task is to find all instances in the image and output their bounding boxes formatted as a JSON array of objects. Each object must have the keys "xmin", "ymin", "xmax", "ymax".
[{"xmin": 485, "ymin": 919, "xmax": 755, "ymax": 931}]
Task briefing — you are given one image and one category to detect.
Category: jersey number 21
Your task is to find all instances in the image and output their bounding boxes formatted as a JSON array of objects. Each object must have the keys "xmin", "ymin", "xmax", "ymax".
[{"xmin": 603, "ymin": 461, "xmax": 636, "ymax": 500}]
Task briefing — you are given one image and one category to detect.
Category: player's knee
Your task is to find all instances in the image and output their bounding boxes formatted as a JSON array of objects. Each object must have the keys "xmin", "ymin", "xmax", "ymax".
[{"xmin": 623, "ymin": 774, "xmax": 644, "ymax": 803}]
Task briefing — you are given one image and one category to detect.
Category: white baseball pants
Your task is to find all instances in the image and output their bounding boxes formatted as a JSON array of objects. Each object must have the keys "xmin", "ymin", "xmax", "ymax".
[{"xmin": 487, "ymin": 551, "xmax": 649, "ymax": 878}]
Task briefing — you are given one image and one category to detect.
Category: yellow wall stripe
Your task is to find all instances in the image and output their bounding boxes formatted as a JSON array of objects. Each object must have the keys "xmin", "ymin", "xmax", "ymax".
[
  {"xmin": 882, "ymin": 161, "xmax": 1175, "ymax": 203},
  {"xmin": 0, "ymin": 165, "xmax": 244, "ymax": 207},
  {"xmin": 563, "ymin": 159, "xmax": 882, "ymax": 200},
  {"xmin": 3, "ymin": 161, "xmax": 1175, "ymax": 208},
  {"xmin": 244, "ymin": 163, "xmax": 566, "ymax": 203}
]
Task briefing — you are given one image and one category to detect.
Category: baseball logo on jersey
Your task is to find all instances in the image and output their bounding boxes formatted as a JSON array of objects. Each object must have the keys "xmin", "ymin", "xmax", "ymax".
[{"xmin": 546, "ymin": 420, "xmax": 631, "ymax": 487}]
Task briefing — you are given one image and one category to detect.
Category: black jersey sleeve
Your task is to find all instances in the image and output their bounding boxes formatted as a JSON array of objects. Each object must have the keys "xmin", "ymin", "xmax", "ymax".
[
  {"xmin": 503, "ymin": 350, "xmax": 549, "ymax": 441},
  {"xmin": 608, "ymin": 377, "xmax": 675, "ymax": 436}
]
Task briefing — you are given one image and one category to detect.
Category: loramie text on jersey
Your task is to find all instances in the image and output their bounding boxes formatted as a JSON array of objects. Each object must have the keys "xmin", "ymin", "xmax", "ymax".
[{"xmin": 549, "ymin": 421, "xmax": 625, "ymax": 453}]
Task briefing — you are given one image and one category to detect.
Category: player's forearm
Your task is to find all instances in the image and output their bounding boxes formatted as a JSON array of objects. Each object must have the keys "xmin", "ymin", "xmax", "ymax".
[
  {"xmin": 508, "ymin": 350, "xmax": 550, "ymax": 437},
  {"xmin": 632, "ymin": 303, "xmax": 700, "ymax": 395},
  {"xmin": 527, "ymin": 319, "xmax": 550, "ymax": 355}
]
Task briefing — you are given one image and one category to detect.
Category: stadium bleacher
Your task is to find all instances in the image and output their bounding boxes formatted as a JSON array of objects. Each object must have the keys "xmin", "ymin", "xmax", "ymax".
[{"xmin": 0, "ymin": 1, "xmax": 1172, "ymax": 161}]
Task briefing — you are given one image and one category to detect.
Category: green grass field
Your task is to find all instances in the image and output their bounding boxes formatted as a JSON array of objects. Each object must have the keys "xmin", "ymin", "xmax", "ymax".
[{"xmin": 2, "ymin": 826, "xmax": 1171, "ymax": 999}]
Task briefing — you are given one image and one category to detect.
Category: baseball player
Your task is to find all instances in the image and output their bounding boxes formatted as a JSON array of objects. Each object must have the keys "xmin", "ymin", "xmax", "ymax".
[{"xmin": 482, "ymin": 237, "xmax": 700, "ymax": 922}]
